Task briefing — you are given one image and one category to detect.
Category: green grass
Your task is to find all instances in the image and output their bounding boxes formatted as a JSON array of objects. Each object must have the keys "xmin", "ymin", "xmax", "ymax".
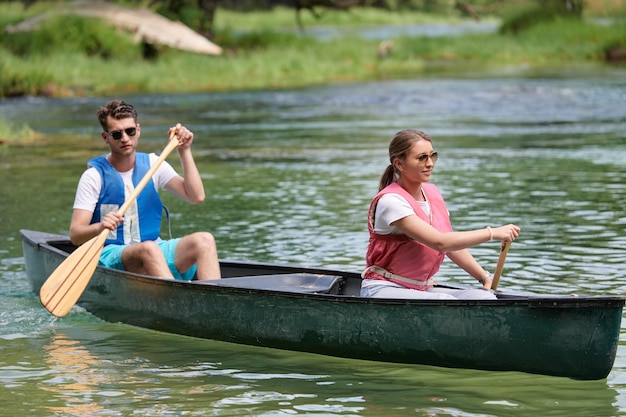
[
  {"xmin": 0, "ymin": 117, "xmax": 39, "ymax": 146},
  {"xmin": 8, "ymin": 16, "xmax": 625, "ymax": 96},
  {"xmin": 2, "ymin": 4, "xmax": 626, "ymax": 98},
  {"xmin": 392, "ymin": 17, "xmax": 626, "ymax": 66},
  {"xmin": 1, "ymin": 2, "xmax": 626, "ymax": 143},
  {"xmin": 214, "ymin": 6, "xmax": 462, "ymax": 31}
]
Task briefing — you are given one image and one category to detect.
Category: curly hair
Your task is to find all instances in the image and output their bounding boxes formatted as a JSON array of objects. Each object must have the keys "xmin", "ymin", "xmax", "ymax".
[{"xmin": 97, "ymin": 100, "xmax": 138, "ymax": 131}]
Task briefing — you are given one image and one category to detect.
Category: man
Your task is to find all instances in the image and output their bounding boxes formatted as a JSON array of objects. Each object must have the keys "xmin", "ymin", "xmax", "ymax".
[{"xmin": 69, "ymin": 99, "xmax": 221, "ymax": 280}]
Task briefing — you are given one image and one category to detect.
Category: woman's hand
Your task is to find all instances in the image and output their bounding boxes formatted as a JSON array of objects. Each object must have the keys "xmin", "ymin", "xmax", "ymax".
[{"xmin": 492, "ymin": 224, "xmax": 520, "ymax": 242}]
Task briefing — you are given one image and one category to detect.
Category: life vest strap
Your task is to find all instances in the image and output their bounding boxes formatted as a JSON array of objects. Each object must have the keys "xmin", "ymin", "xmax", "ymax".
[{"xmin": 362, "ymin": 265, "xmax": 437, "ymax": 287}]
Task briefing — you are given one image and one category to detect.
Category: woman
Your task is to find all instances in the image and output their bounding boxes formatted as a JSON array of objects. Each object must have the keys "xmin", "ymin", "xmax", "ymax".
[{"xmin": 362, "ymin": 129, "xmax": 520, "ymax": 299}]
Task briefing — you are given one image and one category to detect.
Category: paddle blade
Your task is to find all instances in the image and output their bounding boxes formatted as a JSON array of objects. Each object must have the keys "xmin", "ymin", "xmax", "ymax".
[{"xmin": 39, "ymin": 232, "xmax": 108, "ymax": 317}]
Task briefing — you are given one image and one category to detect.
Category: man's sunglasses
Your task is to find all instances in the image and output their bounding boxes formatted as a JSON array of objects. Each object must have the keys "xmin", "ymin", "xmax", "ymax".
[
  {"xmin": 107, "ymin": 127, "xmax": 137, "ymax": 140},
  {"xmin": 417, "ymin": 151, "xmax": 438, "ymax": 163}
]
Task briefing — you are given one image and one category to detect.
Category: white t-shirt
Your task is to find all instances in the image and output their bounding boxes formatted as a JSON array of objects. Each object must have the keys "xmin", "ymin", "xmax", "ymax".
[
  {"xmin": 373, "ymin": 193, "xmax": 430, "ymax": 235},
  {"xmin": 73, "ymin": 153, "xmax": 179, "ymax": 244}
]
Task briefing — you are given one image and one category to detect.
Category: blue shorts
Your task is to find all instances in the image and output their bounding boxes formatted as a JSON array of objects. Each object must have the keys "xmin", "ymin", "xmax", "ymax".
[{"xmin": 99, "ymin": 239, "xmax": 197, "ymax": 281}]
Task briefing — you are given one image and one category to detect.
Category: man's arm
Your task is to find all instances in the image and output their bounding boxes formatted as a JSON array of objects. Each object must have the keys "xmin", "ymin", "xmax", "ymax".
[
  {"xmin": 163, "ymin": 124, "xmax": 205, "ymax": 204},
  {"xmin": 69, "ymin": 209, "xmax": 123, "ymax": 245}
]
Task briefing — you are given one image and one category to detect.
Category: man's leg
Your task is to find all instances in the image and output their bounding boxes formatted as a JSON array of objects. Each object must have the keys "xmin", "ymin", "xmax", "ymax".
[
  {"xmin": 174, "ymin": 232, "xmax": 221, "ymax": 280},
  {"xmin": 121, "ymin": 241, "xmax": 174, "ymax": 278}
]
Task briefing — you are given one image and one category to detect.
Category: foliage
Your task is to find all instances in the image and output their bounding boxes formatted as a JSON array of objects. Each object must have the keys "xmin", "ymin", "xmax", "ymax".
[
  {"xmin": 393, "ymin": 17, "xmax": 626, "ymax": 65},
  {"xmin": 0, "ymin": 58, "xmax": 53, "ymax": 97},
  {"xmin": 215, "ymin": 28, "xmax": 303, "ymax": 51},
  {"xmin": 81, "ymin": 0, "xmax": 626, "ymax": 37},
  {"xmin": 215, "ymin": 5, "xmax": 451, "ymax": 30},
  {"xmin": 3, "ymin": 15, "xmax": 142, "ymax": 59},
  {"xmin": 0, "ymin": 3, "xmax": 625, "ymax": 99},
  {"xmin": 373, "ymin": 0, "xmax": 456, "ymax": 13},
  {"xmin": 0, "ymin": 113, "xmax": 38, "ymax": 145},
  {"xmin": 499, "ymin": 1, "xmax": 583, "ymax": 34}
]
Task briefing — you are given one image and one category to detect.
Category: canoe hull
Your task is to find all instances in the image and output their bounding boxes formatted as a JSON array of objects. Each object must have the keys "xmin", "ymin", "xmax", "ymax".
[{"xmin": 21, "ymin": 229, "xmax": 624, "ymax": 380}]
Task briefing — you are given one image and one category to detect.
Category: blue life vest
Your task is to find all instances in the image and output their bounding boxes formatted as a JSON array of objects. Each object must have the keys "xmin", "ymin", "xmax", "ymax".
[{"xmin": 89, "ymin": 153, "xmax": 163, "ymax": 245}]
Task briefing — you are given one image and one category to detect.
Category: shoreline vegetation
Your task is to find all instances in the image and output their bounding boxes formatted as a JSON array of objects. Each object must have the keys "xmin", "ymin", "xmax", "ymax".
[{"xmin": 1, "ymin": 2, "xmax": 625, "ymax": 143}]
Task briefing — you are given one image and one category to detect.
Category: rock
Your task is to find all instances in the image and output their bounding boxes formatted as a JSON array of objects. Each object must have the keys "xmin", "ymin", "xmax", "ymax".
[{"xmin": 5, "ymin": 0, "xmax": 222, "ymax": 56}]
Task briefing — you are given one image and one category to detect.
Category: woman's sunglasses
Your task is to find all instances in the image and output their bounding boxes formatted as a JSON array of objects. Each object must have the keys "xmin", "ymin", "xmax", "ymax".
[
  {"xmin": 417, "ymin": 151, "xmax": 438, "ymax": 162},
  {"xmin": 107, "ymin": 127, "xmax": 137, "ymax": 140}
]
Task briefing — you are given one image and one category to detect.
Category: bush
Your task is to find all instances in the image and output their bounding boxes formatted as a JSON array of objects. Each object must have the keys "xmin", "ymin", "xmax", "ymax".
[
  {"xmin": 0, "ymin": 61, "xmax": 53, "ymax": 97},
  {"xmin": 0, "ymin": 116, "xmax": 37, "ymax": 145},
  {"xmin": 499, "ymin": 3, "xmax": 582, "ymax": 35},
  {"xmin": 4, "ymin": 15, "xmax": 142, "ymax": 60},
  {"xmin": 215, "ymin": 28, "xmax": 301, "ymax": 51}
]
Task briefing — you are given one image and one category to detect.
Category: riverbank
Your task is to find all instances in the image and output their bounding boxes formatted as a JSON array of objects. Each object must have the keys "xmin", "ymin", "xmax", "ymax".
[
  {"xmin": 3, "ymin": 4, "xmax": 626, "ymax": 97},
  {"xmin": 2, "ymin": 5, "xmax": 626, "ymax": 97}
]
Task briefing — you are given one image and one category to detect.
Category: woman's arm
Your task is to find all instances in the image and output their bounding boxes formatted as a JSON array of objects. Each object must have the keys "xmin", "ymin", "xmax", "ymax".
[{"xmin": 393, "ymin": 215, "xmax": 519, "ymax": 252}]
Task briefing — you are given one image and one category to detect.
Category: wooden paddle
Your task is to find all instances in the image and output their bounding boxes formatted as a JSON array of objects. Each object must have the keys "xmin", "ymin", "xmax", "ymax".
[
  {"xmin": 39, "ymin": 132, "xmax": 180, "ymax": 317},
  {"xmin": 491, "ymin": 241, "xmax": 511, "ymax": 290}
]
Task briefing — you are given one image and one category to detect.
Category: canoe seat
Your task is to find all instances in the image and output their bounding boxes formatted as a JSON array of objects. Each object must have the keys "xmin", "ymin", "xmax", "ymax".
[{"xmin": 199, "ymin": 273, "xmax": 344, "ymax": 294}]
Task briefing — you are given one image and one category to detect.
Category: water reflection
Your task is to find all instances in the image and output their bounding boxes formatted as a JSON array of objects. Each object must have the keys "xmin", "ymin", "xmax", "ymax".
[
  {"xmin": 29, "ymin": 324, "xmax": 624, "ymax": 416},
  {"xmin": 41, "ymin": 333, "xmax": 110, "ymax": 416}
]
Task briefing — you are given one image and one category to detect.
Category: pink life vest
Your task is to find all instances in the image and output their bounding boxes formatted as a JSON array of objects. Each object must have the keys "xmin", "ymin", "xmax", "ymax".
[{"xmin": 364, "ymin": 182, "xmax": 453, "ymax": 290}]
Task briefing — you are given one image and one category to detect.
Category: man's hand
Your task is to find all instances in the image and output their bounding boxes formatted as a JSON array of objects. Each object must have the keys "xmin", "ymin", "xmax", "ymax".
[
  {"xmin": 170, "ymin": 123, "xmax": 194, "ymax": 150},
  {"xmin": 101, "ymin": 212, "xmax": 124, "ymax": 232}
]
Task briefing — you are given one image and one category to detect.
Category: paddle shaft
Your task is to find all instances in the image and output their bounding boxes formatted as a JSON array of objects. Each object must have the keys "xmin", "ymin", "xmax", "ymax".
[
  {"xmin": 39, "ymin": 132, "xmax": 180, "ymax": 316},
  {"xmin": 491, "ymin": 241, "xmax": 511, "ymax": 290},
  {"xmin": 86, "ymin": 132, "xmax": 180, "ymax": 241},
  {"xmin": 118, "ymin": 134, "xmax": 179, "ymax": 216},
  {"xmin": 89, "ymin": 132, "xmax": 180, "ymax": 237}
]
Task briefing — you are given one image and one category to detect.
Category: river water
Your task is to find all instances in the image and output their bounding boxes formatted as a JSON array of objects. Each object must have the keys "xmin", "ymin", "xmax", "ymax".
[{"xmin": 1, "ymin": 71, "xmax": 626, "ymax": 416}]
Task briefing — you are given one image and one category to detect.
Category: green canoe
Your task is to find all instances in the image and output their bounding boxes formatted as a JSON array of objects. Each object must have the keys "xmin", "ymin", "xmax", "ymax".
[{"xmin": 21, "ymin": 229, "xmax": 624, "ymax": 380}]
